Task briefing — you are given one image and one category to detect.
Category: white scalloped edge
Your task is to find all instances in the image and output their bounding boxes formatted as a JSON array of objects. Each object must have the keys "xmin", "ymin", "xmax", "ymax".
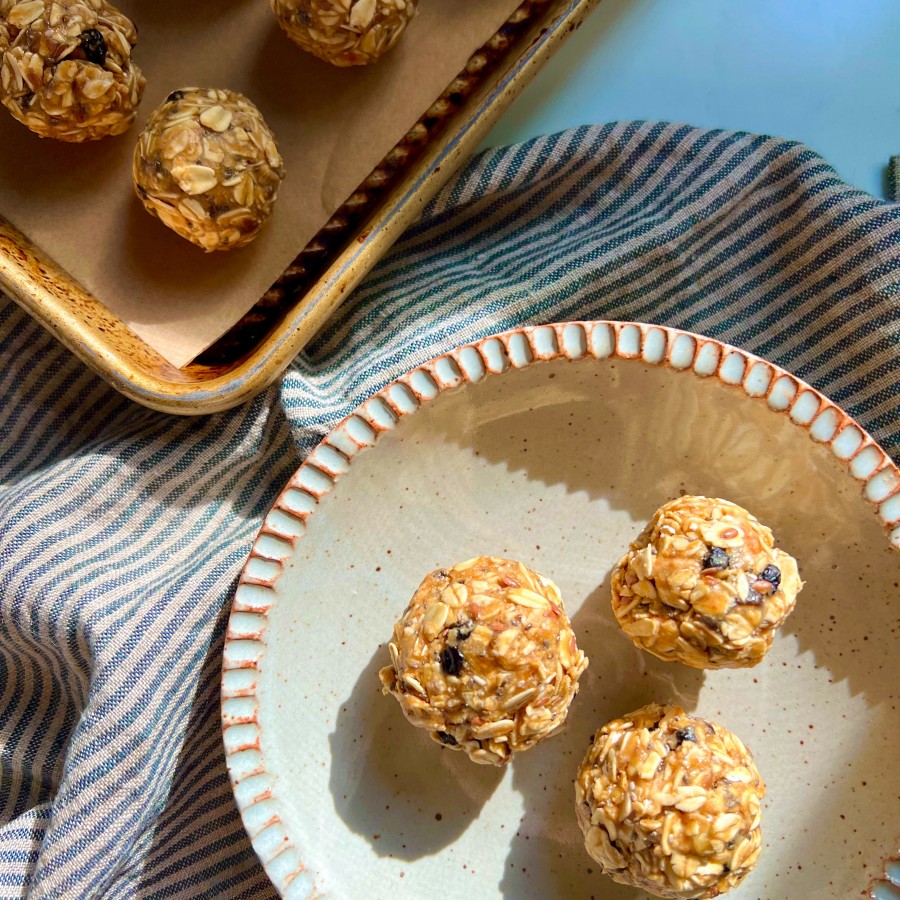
[
  {"xmin": 871, "ymin": 857, "xmax": 900, "ymax": 900},
  {"xmin": 222, "ymin": 321, "xmax": 900, "ymax": 899}
]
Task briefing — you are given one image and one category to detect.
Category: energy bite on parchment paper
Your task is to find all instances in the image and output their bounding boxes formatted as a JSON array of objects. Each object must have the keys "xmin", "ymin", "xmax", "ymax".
[
  {"xmin": 0, "ymin": 0, "xmax": 144, "ymax": 140},
  {"xmin": 576, "ymin": 703, "xmax": 765, "ymax": 900},
  {"xmin": 379, "ymin": 556, "xmax": 588, "ymax": 765},
  {"xmin": 611, "ymin": 496, "xmax": 802, "ymax": 669},
  {"xmin": 271, "ymin": 0, "xmax": 418, "ymax": 67},
  {"xmin": 133, "ymin": 88, "xmax": 285, "ymax": 252}
]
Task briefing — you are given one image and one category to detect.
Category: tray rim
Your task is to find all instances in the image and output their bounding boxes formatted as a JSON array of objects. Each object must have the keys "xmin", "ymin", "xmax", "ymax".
[
  {"xmin": 0, "ymin": 0, "xmax": 601, "ymax": 416},
  {"xmin": 221, "ymin": 319, "xmax": 900, "ymax": 899}
]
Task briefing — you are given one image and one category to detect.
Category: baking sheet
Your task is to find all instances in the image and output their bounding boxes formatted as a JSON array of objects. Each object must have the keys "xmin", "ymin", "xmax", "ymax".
[{"xmin": 0, "ymin": 0, "xmax": 522, "ymax": 367}]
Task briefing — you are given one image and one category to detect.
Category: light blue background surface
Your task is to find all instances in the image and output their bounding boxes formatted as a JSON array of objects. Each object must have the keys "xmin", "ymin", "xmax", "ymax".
[{"xmin": 483, "ymin": 0, "xmax": 898, "ymax": 199}]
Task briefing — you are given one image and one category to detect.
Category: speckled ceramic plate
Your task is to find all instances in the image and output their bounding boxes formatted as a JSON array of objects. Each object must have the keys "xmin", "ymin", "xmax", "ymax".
[{"xmin": 222, "ymin": 322, "xmax": 900, "ymax": 900}]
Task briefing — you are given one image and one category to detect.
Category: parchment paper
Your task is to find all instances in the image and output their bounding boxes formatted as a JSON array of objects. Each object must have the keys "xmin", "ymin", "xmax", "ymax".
[{"xmin": 0, "ymin": 0, "xmax": 522, "ymax": 367}]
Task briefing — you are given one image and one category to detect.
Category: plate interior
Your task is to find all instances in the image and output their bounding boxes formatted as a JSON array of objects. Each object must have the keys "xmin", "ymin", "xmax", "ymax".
[{"xmin": 261, "ymin": 357, "xmax": 899, "ymax": 898}]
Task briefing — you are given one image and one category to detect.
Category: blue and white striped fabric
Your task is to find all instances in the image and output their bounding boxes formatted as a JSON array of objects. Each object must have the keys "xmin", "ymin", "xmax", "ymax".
[{"xmin": 1, "ymin": 122, "xmax": 898, "ymax": 898}]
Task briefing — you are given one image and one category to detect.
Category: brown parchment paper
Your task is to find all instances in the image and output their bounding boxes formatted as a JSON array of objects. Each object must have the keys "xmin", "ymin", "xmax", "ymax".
[{"xmin": 0, "ymin": 0, "xmax": 523, "ymax": 367}]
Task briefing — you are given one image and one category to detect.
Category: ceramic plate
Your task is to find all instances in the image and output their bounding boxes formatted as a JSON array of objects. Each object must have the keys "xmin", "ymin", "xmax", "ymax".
[{"xmin": 222, "ymin": 322, "xmax": 900, "ymax": 900}]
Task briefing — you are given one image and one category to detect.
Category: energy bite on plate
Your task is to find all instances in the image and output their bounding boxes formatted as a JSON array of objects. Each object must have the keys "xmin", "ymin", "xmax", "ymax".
[
  {"xmin": 0, "ymin": 0, "xmax": 144, "ymax": 141},
  {"xmin": 270, "ymin": 0, "xmax": 418, "ymax": 67},
  {"xmin": 379, "ymin": 556, "xmax": 588, "ymax": 765},
  {"xmin": 576, "ymin": 703, "xmax": 765, "ymax": 899},
  {"xmin": 611, "ymin": 495, "xmax": 802, "ymax": 668},
  {"xmin": 133, "ymin": 88, "xmax": 285, "ymax": 252}
]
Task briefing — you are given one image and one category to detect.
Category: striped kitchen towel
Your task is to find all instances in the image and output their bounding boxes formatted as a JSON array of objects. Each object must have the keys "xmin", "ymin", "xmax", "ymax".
[{"xmin": 0, "ymin": 122, "xmax": 898, "ymax": 899}]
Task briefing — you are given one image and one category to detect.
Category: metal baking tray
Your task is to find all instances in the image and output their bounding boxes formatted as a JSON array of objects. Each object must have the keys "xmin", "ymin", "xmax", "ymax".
[{"xmin": 0, "ymin": 0, "xmax": 600, "ymax": 415}]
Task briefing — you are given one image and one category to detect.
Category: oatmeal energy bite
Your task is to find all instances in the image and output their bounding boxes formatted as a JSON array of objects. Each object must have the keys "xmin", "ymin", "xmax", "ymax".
[
  {"xmin": 133, "ymin": 88, "xmax": 285, "ymax": 252},
  {"xmin": 379, "ymin": 556, "xmax": 588, "ymax": 765},
  {"xmin": 0, "ymin": 0, "xmax": 144, "ymax": 140},
  {"xmin": 612, "ymin": 496, "xmax": 802, "ymax": 669},
  {"xmin": 576, "ymin": 704, "xmax": 765, "ymax": 899},
  {"xmin": 271, "ymin": 0, "xmax": 418, "ymax": 67}
]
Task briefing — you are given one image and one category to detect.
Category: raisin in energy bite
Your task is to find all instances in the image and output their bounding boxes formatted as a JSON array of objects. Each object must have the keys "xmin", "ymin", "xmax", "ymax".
[
  {"xmin": 611, "ymin": 496, "xmax": 802, "ymax": 668},
  {"xmin": 0, "ymin": 0, "xmax": 144, "ymax": 140},
  {"xmin": 270, "ymin": 0, "xmax": 418, "ymax": 67},
  {"xmin": 576, "ymin": 703, "xmax": 765, "ymax": 899},
  {"xmin": 379, "ymin": 556, "xmax": 588, "ymax": 765},
  {"xmin": 133, "ymin": 88, "xmax": 285, "ymax": 252}
]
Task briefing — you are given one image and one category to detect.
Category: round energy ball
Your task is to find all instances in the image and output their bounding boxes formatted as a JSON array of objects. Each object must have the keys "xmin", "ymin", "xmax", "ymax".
[
  {"xmin": 576, "ymin": 703, "xmax": 765, "ymax": 899},
  {"xmin": 133, "ymin": 88, "xmax": 285, "ymax": 252},
  {"xmin": 271, "ymin": 0, "xmax": 418, "ymax": 67},
  {"xmin": 379, "ymin": 556, "xmax": 588, "ymax": 765},
  {"xmin": 0, "ymin": 0, "xmax": 145, "ymax": 141},
  {"xmin": 611, "ymin": 496, "xmax": 802, "ymax": 669}
]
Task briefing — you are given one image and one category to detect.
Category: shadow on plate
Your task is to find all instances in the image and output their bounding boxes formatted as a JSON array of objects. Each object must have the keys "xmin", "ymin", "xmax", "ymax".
[
  {"xmin": 328, "ymin": 646, "xmax": 504, "ymax": 861},
  {"xmin": 773, "ymin": 502, "xmax": 900, "ymax": 711}
]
